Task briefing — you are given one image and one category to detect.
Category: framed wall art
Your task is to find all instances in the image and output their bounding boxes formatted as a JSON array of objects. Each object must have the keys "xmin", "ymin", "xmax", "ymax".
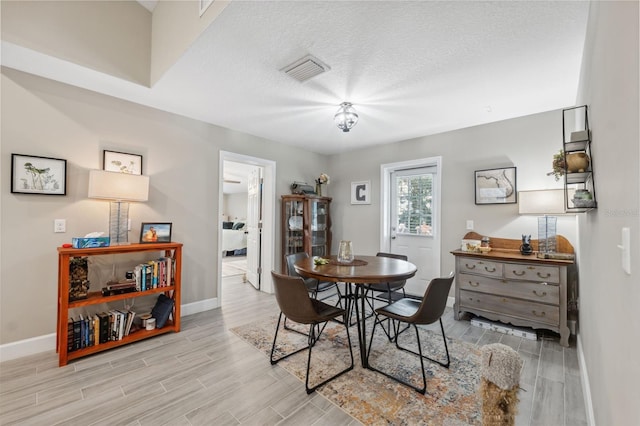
[
  {"xmin": 351, "ymin": 180, "xmax": 371, "ymax": 205},
  {"xmin": 475, "ymin": 167, "xmax": 517, "ymax": 205},
  {"xmin": 140, "ymin": 222, "xmax": 172, "ymax": 243},
  {"xmin": 11, "ymin": 154, "xmax": 67, "ymax": 195},
  {"xmin": 103, "ymin": 150, "xmax": 143, "ymax": 175}
]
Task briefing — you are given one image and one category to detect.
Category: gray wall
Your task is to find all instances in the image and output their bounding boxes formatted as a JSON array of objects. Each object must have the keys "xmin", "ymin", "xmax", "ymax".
[
  {"xmin": 574, "ymin": 1, "xmax": 639, "ymax": 424},
  {"xmin": 0, "ymin": 68, "xmax": 328, "ymax": 344},
  {"xmin": 327, "ymin": 110, "xmax": 576, "ymax": 277}
]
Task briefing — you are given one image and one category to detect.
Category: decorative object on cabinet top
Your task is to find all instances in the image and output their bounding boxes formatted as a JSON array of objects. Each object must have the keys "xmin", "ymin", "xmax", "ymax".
[
  {"xmin": 290, "ymin": 181, "xmax": 316, "ymax": 195},
  {"xmin": 454, "ymin": 232, "xmax": 574, "ymax": 263}
]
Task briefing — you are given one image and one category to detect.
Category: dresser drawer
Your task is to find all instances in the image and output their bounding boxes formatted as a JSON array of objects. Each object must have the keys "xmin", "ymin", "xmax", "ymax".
[
  {"xmin": 459, "ymin": 290, "xmax": 559, "ymax": 326},
  {"xmin": 458, "ymin": 273, "xmax": 559, "ymax": 305},
  {"xmin": 504, "ymin": 263, "xmax": 559, "ymax": 283},
  {"xmin": 458, "ymin": 258, "xmax": 503, "ymax": 278}
]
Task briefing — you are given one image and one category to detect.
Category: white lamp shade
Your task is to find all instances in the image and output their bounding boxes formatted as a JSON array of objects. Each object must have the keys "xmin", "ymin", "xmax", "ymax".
[
  {"xmin": 518, "ymin": 189, "xmax": 565, "ymax": 215},
  {"xmin": 88, "ymin": 170, "xmax": 149, "ymax": 202}
]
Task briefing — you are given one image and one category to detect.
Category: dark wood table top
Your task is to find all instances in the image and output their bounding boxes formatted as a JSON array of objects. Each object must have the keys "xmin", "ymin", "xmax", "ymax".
[{"xmin": 294, "ymin": 255, "xmax": 417, "ymax": 284}]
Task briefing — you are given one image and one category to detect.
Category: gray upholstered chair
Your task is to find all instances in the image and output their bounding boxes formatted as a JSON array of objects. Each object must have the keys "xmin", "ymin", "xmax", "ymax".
[
  {"xmin": 366, "ymin": 273, "xmax": 454, "ymax": 394},
  {"xmin": 270, "ymin": 271, "xmax": 354, "ymax": 394}
]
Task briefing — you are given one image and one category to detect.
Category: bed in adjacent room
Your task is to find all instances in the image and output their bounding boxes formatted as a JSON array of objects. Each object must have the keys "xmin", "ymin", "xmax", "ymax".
[{"xmin": 222, "ymin": 221, "xmax": 247, "ymax": 255}]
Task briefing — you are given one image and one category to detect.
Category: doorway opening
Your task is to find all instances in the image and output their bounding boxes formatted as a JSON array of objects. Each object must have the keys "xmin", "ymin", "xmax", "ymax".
[{"xmin": 219, "ymin": 151, "xmax": 276, "ymax": 305}]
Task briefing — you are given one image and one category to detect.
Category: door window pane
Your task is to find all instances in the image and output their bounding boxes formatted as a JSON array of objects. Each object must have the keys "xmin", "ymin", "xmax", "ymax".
[{"xmin": 395, "ymin": 173, "xmax": 433, "ymax": 236}]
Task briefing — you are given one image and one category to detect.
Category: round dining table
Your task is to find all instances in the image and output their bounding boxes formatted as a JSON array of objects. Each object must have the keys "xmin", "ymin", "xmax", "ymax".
[{"xmin": 294, "ymin": 254, "xmax": 417, "ymax": 368}]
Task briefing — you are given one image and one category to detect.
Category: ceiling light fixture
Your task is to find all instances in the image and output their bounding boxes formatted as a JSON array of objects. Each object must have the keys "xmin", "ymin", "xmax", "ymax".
[{"xmin": 334, "ymin": 102, "xmax": 358, "ymax": 132}]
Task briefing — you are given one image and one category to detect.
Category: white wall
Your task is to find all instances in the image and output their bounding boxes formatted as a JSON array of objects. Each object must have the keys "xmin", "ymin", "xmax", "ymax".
[
  {"xmin": 224, "ymin": 193, "xmax": 248, "ymax": 222},
  {"xmin": 574, "ymin": 1, "xmax": 640, "ymax": 424}
]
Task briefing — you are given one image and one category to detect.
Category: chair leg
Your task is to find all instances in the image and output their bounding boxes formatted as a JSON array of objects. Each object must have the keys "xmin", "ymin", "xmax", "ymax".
[
  {"xmin": 395, "ymin": 318, "xmax": 450, "ymax": 369},
  {"xmin": 270, "ymin": 312, "xmax": 309, "ymax": 365},
  {"xmin": 304, "ymin": 313, "xmax": 354, "ymax": 394},
  {"xmin": 366, "ymin": 317, "xmax": 450, "ymax": 394}
]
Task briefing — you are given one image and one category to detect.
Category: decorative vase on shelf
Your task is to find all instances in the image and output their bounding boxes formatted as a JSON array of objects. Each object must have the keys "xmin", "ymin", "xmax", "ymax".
[
  {"xmin": 566, "ymin": 152, "xmax": 590, "ymax": 173},
  {"xmin": 316, "ymin": 183, "xmax": 322, "ymax": 196}
]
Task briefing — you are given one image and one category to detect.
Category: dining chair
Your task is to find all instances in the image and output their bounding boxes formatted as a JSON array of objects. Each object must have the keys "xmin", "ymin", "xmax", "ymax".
[
  {"xmin": 285, "ymin": 252, "xmax": 342, "ymax": 305},
  {"xmin": 366, "ymin": 273, "xmax": 454, "ymax": 394},
  {"xmin": 362, "ymin": 252, "xmax": 408, "ymax": 338},
  {"xmin": 270, "ymin": 271, "xmax": 354, "ymax": 394}
]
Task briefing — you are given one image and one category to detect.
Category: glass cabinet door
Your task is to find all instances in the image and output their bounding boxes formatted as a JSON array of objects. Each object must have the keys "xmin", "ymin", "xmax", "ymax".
[
  {"xmin": 283, "ymin": 198, "xmax": 304, "ymax": 256},
  {"xmin": 309, "ymin": 198, "xmax": 329, "ymax": 257}
]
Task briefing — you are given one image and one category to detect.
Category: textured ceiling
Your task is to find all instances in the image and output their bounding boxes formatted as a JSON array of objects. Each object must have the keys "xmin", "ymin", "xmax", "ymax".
[{"xmin": 2, "ymin": 1, "xmax": 590, "ymax": 155}]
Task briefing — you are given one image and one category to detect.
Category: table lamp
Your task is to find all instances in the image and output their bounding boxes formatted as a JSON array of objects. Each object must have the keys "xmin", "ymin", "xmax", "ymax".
[
  {"xmin": 88, "ymin": 170, "xmax": 149, "ymax": 245},
  {"xmin": 518, "ymin": 189, "xmax": 565, "ymax": 254}
]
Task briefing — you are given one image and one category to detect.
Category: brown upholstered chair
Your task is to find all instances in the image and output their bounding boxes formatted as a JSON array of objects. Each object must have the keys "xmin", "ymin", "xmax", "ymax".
[
  {"xmin": 286, "ymin": 252, "xmax": 342, "ymax": 304},
  {"xmin": 366, "ymin": 273, "xmax": 454, "ymax": 394},
  {"xmin": 270, "ymin": 271, "xmax": 354, "ymax": 394},
  {"xmin": 363, "ymin": 252, "xmax": 408, "ymax": 336}
]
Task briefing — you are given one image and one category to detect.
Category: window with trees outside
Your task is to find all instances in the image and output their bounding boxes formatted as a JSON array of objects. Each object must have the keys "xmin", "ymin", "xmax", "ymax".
[{"xmin": 395, "ymin": 173, "xmax": 433, "ymax": 236}]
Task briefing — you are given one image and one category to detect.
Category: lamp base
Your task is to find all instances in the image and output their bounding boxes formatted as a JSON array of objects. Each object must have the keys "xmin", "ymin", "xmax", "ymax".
[{"xmin": 109, "ymin": 201, "xmax": 130, "ymax": 245}]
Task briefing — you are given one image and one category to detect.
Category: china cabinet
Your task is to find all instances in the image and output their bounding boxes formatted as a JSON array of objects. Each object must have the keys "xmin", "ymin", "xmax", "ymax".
[
  {"xmin": 563, "ymin": 105, "xmax": 597, "ymax": 211},
  {"xmin": 281, "ymin": 195, "xmax": 331, "ymax": 272}
]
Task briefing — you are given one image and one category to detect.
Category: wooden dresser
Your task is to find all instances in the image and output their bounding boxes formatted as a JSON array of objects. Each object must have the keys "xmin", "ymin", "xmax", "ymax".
[{"xmin": 451, "ymin": 232, "xmax": 576, "ymax": 347}]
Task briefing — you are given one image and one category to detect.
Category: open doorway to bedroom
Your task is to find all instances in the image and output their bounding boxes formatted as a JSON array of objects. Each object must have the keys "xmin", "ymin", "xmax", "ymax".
[{"xmin": 219, "ymin": 151, "xmax": 276, "ymax": 305}]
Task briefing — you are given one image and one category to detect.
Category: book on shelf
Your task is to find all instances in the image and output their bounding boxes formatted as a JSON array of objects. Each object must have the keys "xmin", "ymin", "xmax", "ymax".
[
  {"xmin": 97, "ymin": 312, "xmax": 109, "ymax": 344},
  {"xmin": 67, "ymin": 318, "xmax": 74, "ymax": 352}
]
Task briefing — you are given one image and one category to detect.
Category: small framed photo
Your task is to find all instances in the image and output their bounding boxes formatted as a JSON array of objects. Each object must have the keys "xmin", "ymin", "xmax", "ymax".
[
  {"xmin": 351, "ymin": 180, "xmax": 371, "ymax": 205},
  {"xmin": 103, "ymin": 150, "xmax": 143, "ymax": 175},
  {"xmin": 11, "ymin": 154, "xmax": 67, "ymax": 195},
  {"xmin": 475, "ymin": 167, "xmax": 517, "ymax": 205},
  {"xmin": 140, "ymin": 222, "xmax": 172, "ymax": 243}
]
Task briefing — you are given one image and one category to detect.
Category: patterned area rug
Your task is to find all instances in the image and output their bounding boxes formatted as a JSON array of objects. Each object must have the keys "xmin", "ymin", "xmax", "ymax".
[{"xmin": 231, "ymin": 316, "xmax": 481, "ymax": 425}]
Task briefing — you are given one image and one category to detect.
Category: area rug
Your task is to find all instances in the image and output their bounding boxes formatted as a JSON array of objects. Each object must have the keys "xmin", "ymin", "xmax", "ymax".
[{"xmin": 231, "ymin": 316, "xmax": 481, "ymax": 425}]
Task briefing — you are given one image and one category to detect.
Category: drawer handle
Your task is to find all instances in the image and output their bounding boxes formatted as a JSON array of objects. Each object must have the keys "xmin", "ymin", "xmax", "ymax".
[
  {"xmin": 532, "ymin": 290, "xmax": 547, "ymax": 297},
  {"xmin": 484, "ymin": 266, "xmax": 496, "ymax": 273},
  {"xmin": 468, "ymin": 281, "xmax": 480, "ymax": 287},
  {"xmin": 532, "ymin": 310, "xmax": 546, "ymax": 317},
  {"xmin": 527, "ymin": 266, "xmax": 535, "ymax": 270},
  {"xmin": 513, "ymin": 270, "xmax": 526, "ymax": 276},
  {"xmin": 465, "ymin": 263, "xmax": 476, "ymax": 270},
  {"xmin": 537, "ymin": 272, "xmax": 551, "ymax": 279}
]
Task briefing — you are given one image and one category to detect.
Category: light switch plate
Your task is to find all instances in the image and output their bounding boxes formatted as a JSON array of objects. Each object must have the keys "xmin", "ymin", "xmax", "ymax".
[
  {"xmin": 621, "ymin": 227, "xmax": 631, "ymax": 275},
  {"xmin": 54, "ymin": 219, "xmax": 66, "ymax": 233}
]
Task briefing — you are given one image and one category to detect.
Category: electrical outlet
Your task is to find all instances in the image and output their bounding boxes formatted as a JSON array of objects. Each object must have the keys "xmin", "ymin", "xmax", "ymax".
[
  {"xmin": 54, "ymin": 219, "xmax": 66, "ymax": 233},
  {"xmin": 466, "ymin": 220, "xmax": 474, "ymax": 230}
]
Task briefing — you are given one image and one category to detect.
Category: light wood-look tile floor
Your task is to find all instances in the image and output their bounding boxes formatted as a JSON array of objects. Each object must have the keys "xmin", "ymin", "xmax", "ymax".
[{"xmin": 0, "ymin": 276, "xmax": 587, "ymax": 425}]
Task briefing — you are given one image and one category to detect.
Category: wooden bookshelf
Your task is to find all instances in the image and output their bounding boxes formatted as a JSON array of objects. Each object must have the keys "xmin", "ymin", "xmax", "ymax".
[{"xmin": 56, "ymin": 242, "xmax": 182, "ymax": 366}]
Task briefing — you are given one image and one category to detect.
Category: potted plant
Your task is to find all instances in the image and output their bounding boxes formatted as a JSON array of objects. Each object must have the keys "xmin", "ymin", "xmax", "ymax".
[{"xmin": 547, "ymin": 150, "xmax": 566, "ymax": 181}]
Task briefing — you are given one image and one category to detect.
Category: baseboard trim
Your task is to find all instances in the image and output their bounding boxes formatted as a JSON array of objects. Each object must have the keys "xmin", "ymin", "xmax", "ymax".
[
  {"xmin": 0, "ymin": 299, "xmax": 220, "ymax": 363},
  {"xmin": 577, "ymin": 333, "xmax": 596, "ymax": 426},
  {"xmin": 446, "ymin": 296, "xmax": 455, "ymax": 308},
  {"xmin": 0, "ymin": 333, "xmax": 56, "ymax": 363},
  {"xmin": 181, "ymin": 298, "xmax": 219, "ymax": 316}
]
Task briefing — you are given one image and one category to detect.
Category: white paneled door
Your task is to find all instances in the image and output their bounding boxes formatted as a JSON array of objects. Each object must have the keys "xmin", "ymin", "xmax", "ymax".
[
  {"xmin": 246, "ymin": 167, "xmax": 263, "ymax": 289},
  {"xmin": 387, "ymin": 163, "xmax": 440, "ymax": 296}
]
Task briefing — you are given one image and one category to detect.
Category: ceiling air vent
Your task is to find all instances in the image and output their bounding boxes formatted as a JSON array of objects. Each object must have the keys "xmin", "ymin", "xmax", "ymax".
[{"xmin": 281, "ymin": 55, "xmax": 330, "ymax": 82}]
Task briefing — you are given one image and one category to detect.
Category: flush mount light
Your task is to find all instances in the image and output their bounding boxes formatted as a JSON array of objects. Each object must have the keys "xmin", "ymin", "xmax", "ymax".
[{"xmin": 334, "ymin": 102, "xmax": 359, "ymax": 132}]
